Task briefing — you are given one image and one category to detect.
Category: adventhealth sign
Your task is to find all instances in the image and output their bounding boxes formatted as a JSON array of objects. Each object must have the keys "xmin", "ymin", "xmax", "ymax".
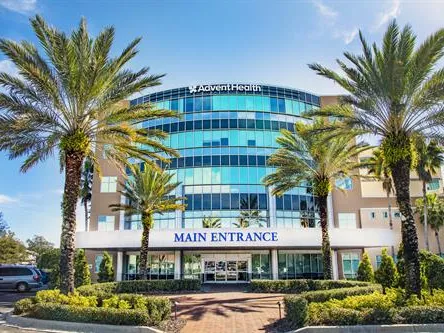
[
  {"xmin": 174, "ymin": 231, "xmax": 278, "ymax": 243},
  {"xmin": 188, "ymin": 84, "xmax": 262, "ymax": 94}
]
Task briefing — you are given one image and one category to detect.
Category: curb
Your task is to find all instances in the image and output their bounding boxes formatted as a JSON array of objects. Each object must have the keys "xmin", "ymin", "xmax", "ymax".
[
  {"xmin": 5, "ymin": 312, "xmax": 164, "ymax": 333},
  {"xmin": 291, "ymin": 324, "xmax": 444, "ymax": 333}
]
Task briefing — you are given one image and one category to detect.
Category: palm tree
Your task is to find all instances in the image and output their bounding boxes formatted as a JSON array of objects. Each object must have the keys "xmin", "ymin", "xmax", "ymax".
[
  {"xmin": 79, "ymin": 157, "xmax": 94, "ymax": 231},
  {"xmin": 415, "ymin": 194, "xmax": 444, "ymax": 255},
  {"xmin": 415, "ymin": 139, "xmax": 444, "ymax": 250},
  {"xmin": 308, "ymin": 20, "xmax": 444, "ymax": 296},
  {"xmin": 110, "ymin": 167, "xmax": 185, "ymax": 279},
  {"xmin": 202, "ymin": 216, "xmax": 222, "ymax": 228},
  {"xmin": 263, "ymin": 120, "xmax": 368, "ymax": 279},
  {"xmin": 366, "ymin": 149, "xmax": 395, "ymax": 227},
  {"xmin": 0, "ymin": 16, "xmax": 179, "ymax": 293}
]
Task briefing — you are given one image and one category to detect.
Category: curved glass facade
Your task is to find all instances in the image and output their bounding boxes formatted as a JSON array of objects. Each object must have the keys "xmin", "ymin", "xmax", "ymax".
[{"xmin": 126, "ymin": 84, "xmax": 321, "ymax": 230}]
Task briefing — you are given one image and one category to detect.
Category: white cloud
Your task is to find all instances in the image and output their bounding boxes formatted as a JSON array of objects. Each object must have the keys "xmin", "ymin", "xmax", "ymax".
[
  {"xmin": 0, "ymin": 0, "xmax": 36, "ymax": 14},
  {"xmin": 373, "ymin": 0, "xmax": 401, "ymax": 30},
  {"xmin": 334, "ymin": 28, "xmax": 359, "ymax": 45},
  {"xmin": 0, "ymin": 194, "xmax": 18, "ymax": 204},
  {"xmin": 0, "ymin": 60, "xmax": 18, "ymax": 76},
  {"xmin": 312, "ymin": 0, "xmax": 338, "ymax": 19}
]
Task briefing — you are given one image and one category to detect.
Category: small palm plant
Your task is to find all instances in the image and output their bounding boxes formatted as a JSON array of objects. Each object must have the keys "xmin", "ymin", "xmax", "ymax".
[
  {"xmin": 264, "ymin": 120, "xmax": 368, "ymax": 278},
  {"xmin": 415, "ymin": 139, "xmax": 444, "ymax": 250},
  {"xmin": 110, "ymin": 166, "xmax": 185, "ymax": 279},
  {"xmin": 79, "ymin": 157, "xmax": 94, "ymax": 231},
  {"xmin": 0, "ymin": 16, "xmax": 178, "ymax": 293},
  {"xmin": 202, "ymin": 216, "xmax": 222, "ymax": 228},
  {"xmin": 308, "ymin": 20, "xmax": 444, "ymax": 296}
]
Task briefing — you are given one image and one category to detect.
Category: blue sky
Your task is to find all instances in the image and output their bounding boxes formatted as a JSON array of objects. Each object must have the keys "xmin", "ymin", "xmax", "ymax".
[{"xmin": 0, "ymin": 0, "xmax": 443, "ymax": 245}]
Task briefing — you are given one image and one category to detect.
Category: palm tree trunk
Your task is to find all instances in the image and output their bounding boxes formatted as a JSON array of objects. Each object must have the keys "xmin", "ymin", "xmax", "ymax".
[
  {"xmin": 387, "ymin": 191, "xmax": 395, "ymax": 257},
  {"xmin": 422, "ymin": 181, "xmax": 429, "ymax": 251},
  {"xmin": 436, "ymin": 231, "xmax": 442, "ymax": 256},
  {"xmin": 319, "ymin": 195, "xmax": 332, "ymax": 279},
  {"xmin": 391, "ymin": 159, "xmax": 421, "ymax": 297},
  {"xmin": 84, "ymin": 200, "xmax": 89, "ymax": 231},
  {"xmin": 139, "ymin": 213, "xmax": 152, "ymax": 279},
  {"xmin": 60, "ymin": 151, "xmax": 84, "ymax": 294}
]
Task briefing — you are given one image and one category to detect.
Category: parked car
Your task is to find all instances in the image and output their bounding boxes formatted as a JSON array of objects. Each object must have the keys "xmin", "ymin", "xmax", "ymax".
[
  {"xmin": 0, "ymin": 265, "xmax": 43, "ymax": 292},
  {"xmin": 35, "ymin": 269, "xmax": 49, "ymax": 285}
]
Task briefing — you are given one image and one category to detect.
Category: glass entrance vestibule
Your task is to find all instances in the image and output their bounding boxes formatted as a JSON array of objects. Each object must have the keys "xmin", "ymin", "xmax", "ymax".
[{"xmin": 122, "ymin": 250, "xmax": 324, "ymax": 282}]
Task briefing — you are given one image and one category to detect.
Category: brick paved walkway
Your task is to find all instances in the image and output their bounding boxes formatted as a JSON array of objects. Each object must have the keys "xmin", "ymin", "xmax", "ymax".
[{"xmin": 169, "ymin": 285, "xmax": 284, "ymax": 333}]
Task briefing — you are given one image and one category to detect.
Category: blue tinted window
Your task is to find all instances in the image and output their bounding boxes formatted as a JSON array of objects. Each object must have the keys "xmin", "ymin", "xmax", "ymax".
[
  {"xmin": 278, "ymin": 98, "xmax": 285, "ymax": 113},
  {"xmin": 231, "ymin": 193, "xmax": 240, "ymax": 209},
  {"xmin": 259, "ymin": 194, "xmax": 268, "ymax": 209},
  {"xmin": 171, "ymin": 99, "xmax": 179, "ymax": 111},
  {"xmin": 194, "ymin": 97, "xmax": 202, "ymax": 111},
  {"xmin": 185, "ymin": 98, "xmax": 193, "ymax": 112},
  {"xmin": 248, "ymin": 140, "xmax": 256, "ymax": 146},
  {"xmin": 284, "ymin": 195, "xmax": 292, "ymax": 210},
  {"xmin": 276, "ymin": 196, "xmax": 283, "ymax": 210},
  {"xmin": 270, "ymin": 98, "xmax": 278, "ymax": 112},
  {"xmin": 202, "ymin": 194, "xmax": 211, "ymax": 209},
  {"xmin": 212, "ymin": 194, "xmax": 221, "ymax": 209},
  {"xmin": 203, "ymin": 96, "xmax": 212, "ymax": 110},
  {"xmin": 194, "ymin": 194, "xmax": 202, "ymax": 210},
  {"xmin": 221, "ymin": 194, "xmax": 230, "ymax": 209}
]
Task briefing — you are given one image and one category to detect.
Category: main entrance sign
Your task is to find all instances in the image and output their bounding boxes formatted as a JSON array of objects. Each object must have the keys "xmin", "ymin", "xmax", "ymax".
[
  {"xmin": 174, "ymin": 231, "xmax": 278, "ymax": 243},
  {"xmin": 188, "ymin": 84, "xmax": 262, "ymax": 94}
]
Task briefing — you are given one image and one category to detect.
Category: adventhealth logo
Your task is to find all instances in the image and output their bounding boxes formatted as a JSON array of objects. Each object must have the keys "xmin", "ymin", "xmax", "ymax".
[{"xmin": 189, "ymin": 84, "xmax": 261, "ymax": 94}]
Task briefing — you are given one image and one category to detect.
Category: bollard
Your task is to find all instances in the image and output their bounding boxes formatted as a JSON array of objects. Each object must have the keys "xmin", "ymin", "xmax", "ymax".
[
  {"xmin": 174, "ymin": 301, "xmax": 179, "ymax": 320},
  {"xmin": 277, "ymin": 301, "xmax": 282, "ymax": 320}
]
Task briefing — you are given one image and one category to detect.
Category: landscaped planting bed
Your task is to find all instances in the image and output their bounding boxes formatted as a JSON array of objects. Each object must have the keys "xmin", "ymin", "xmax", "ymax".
[
  {"xmin": 249, "ymin": 279, "xmax": 373, "ymax": 293},
  {"xmin": 14, "ymin": 289, "xmax": 171, "ymax": 326},
  {"xmin": 284, "ymin": 288, "xmax": 444, "ymax": 328}
]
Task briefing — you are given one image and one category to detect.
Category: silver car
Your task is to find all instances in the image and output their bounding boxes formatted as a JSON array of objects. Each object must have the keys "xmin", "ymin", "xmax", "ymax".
[{"xmin": 0, "ymin": 265, "xmax": 43, "ymax": 292}]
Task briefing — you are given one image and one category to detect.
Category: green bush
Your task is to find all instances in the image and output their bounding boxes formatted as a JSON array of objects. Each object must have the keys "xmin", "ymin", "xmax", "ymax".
[
  {"xmin": 283, "ymin": 296, "xmax": 307, "ymax": 327},
  {"xmin": 397, "ymin": 306, "xmax": 444, "ymax": 324},
  {"xmin": 29, "ymin": 303, "xmax": 155, "ymax": 326},
  {"xmin": 77, "ymin": 279, "xmax": 201, "ymax": 296},
  {"xmin": 98, "ymin": 251, "xmax": 114, "ymax": 283},
  {"xmin": 308, "ymin": 306, "xmax": 362, "ymax": 326},
  {"xmin": 302, "ymin": 285, "xmax": 382, "ymax": 303},
  {"xmin": 420, "ymin": 250, "xmax": 444, "ymax": 292},
  {"xmin": 102, "ymin": 296, "xmax": 131, "ymax": 309},
  {"xmin": 35, "ymin": 290, "xmax": 97, "ymax": 307},
  {"xmin": 357, "ymin": 252, "xmax": 374, "ymax": 282},
  {"xmin": 116, "ymin": 294, "xmax": 172, "ymax": 321},
  {"xmin": 74, "ymin": 249, "xmax": 91, "ymax": 288},
  {"xmin": 250, "ymin": 279, "xmax": 371, "ymax": 293},
  {"xmin": 375, "ymin": 249, "xmax": 398, "ymax": 293},
  {"xmin": 13, "ymin": 297, "xmax": 35, "ymax": 315}
]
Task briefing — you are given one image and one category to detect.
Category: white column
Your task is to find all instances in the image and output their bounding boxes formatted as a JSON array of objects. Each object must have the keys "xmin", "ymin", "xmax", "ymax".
[
  {"xmin": 271, "ymin": 249, "xmax": 278, "ymax": 280},
  {"xmin": 332, "ymin": 250, "xmax": 339, "ymax": 280},
  {"xmin": 119, "ymin": 194, "xmax": 125, "ymax": 231},
  {"xmin": 116, "ymin": 251, "xmax": 123, "ymax": 281},
  {"xmin": 268, "ymin": 187, "xmax": 276, "ymax": 228},
  {"xmin": 327, "ymin": 193, "xmax": 334, "ymax": 229},
  {"xmin": 174, "ymin": 250, "xmax": 181, "ymax": 280}
]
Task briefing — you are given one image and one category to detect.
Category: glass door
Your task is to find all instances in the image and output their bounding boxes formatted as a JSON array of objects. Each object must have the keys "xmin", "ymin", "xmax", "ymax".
[
  {"xmin": 204, "ymin": 261, "xmax": 215, "ymax": 282},
  {"xmin": 237, "ymin": 260, "xmax": 248, "ymax": 281},
  {"xmin": 215, "ymin": 261, "xmax": 226, "ymax": 281},
  {"xmin": 227, "ymin": 261, "xmax": 237, "ymax": 281}
]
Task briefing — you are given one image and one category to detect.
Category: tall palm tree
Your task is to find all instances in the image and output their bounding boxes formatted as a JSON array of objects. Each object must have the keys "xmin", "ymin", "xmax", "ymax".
[
  {"xmin": 0, "ymin": 16, "xmax": 179, "ymax": 293},
  {"xmin": 367, "ymin": 149, "xmax": 395, "ymax": 229},
  {"xmin": 415, "ymin": 194, "xmax": 444, "ymax": 255},
  {"xmin": 415, "ymin": 139, "xmax": 444, "ymax": 250},
  {"xmin": 263, "ymin": 120, "xmax": 368, "ymax": 279},
  {"xmin": 79, "ymin": 157, "xmax": 94, "ymax": 231},
  {"xmin": 202, "ymin": 216, "xmax": 222, "ymax": 228},
  {"xmin": 308, "ymin": 20, "xmax": 444, "ymax": 296},
  {"xmin": 110, "ymin": 166, "xmax": 185, "ymax": 279}
]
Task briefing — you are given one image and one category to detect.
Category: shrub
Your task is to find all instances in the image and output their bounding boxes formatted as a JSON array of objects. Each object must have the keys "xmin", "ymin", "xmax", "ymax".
[
  {"xmin": 420, "ymin": 250, "xmax": 444, "ymax": 293},
  {"xmin": 98, "ymin": 251, "xmax": 114, "ymax": 283},
  {"xmin": 77, "ymin": 279, "xmax": 201, "ymax": 296},
  {"xmin": 357, "ymin": 252, "xmax": 374, "ymax": 282},
  {"xmin": 13, "ymin": 297, "xmax": 35, "ymax": 315},
  {"xmin": 283, "ymin": 296, "xmax": 307, "ymax": 327},
  {"xmin": 74, "ymin": 249, "xmax": 91, "ymax": 287},
  {"xmin": 102, "ymin": 296, "xmax": 131, "ymax": 309},
  {"xmin": 374, "ymin": 249, "xmax": 398, "ymax": 293},
  {"xmin": 35, "ymin": 290, "xmax": 97, "ymax": 307},
  {"xmin": 250, "ymin": 279, "xmax": 371, "ymax": 293},
  {"xmin": 29, "ymin": 303, "xmax": 155, "ymax": 326},
  {"xmin": 397, "ymin": 306, "xmax": 444, "ymax": 324},
  {"xmin": 308, "ymin": 306, "xmax": 362, "ymax": 326},
  {"xmin": 302, "ymin": 285, "xmax": 382, "ymax": 303}
]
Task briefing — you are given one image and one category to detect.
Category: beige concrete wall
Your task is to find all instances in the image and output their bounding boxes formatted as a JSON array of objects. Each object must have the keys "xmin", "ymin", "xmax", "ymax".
[{"xmin": 85, "ymin": 249, "xmax": 117, "ymax": 282}]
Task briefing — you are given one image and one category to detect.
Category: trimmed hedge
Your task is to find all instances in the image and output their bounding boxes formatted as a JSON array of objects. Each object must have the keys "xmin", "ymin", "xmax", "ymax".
[
  {"xmin": 250, "ymin": 279, "xmax": 372, "ymax": 293},
  {"xmin": 29, "ymin": 303, "xmax": 154, "ymax": 326},
  {"xmin": 77, "ymin": 279, "xmax": 201, "ymax": 296},
  {"xmin": 13, "ymin": 297, "xmax": 35, "ymax": 315},
  {"xmin": 397, "ymin": 306, "xmax": 444, "ymax": 324},
  {"xmin": 302, "ymin": 285, "xmax": 382, "ymax": 303}
]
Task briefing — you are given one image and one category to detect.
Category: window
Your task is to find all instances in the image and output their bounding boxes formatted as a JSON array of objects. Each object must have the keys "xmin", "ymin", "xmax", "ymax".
[
  {"xmin": 393, "ymin": 211, "xmax": 401, "ymax": 218},
  {"xmin": 252, "ymin": 254, "xmax": 270, "ymax": 279},
  {"xmin": 376, "ymin": 255, "xmax": 382, "ymax": 269},
  {"xmin": 95, "ymin": 255, "xmax": 103, "ymax": 273},
  {"xmin": 335, "ymin": 177, "xmax": 353, "ymax": 190},
  {"xmin": 427, "ymin": 179, "xmax": 440, "ymax": 191},
  {"xmin": 342, "ymin": 253, "xmax": 360, "ymax": 279},
  {"xmin": 98, "ymin": 215, "xmax": 115, "ymax": 231},
  {"xmin": 383, "ymin": 211, "xmax": 389, "ymax": 219},
  {"xmin": 369, "ymin": 211, "xmax": 376, "ymax": 220},
  {"xmin": 100, "ymin": 176, "xmax": 117, "ymax": 193},
  {"xmin": 338, "ymin": 213, "xmax": 356, "ymax": 229}
]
